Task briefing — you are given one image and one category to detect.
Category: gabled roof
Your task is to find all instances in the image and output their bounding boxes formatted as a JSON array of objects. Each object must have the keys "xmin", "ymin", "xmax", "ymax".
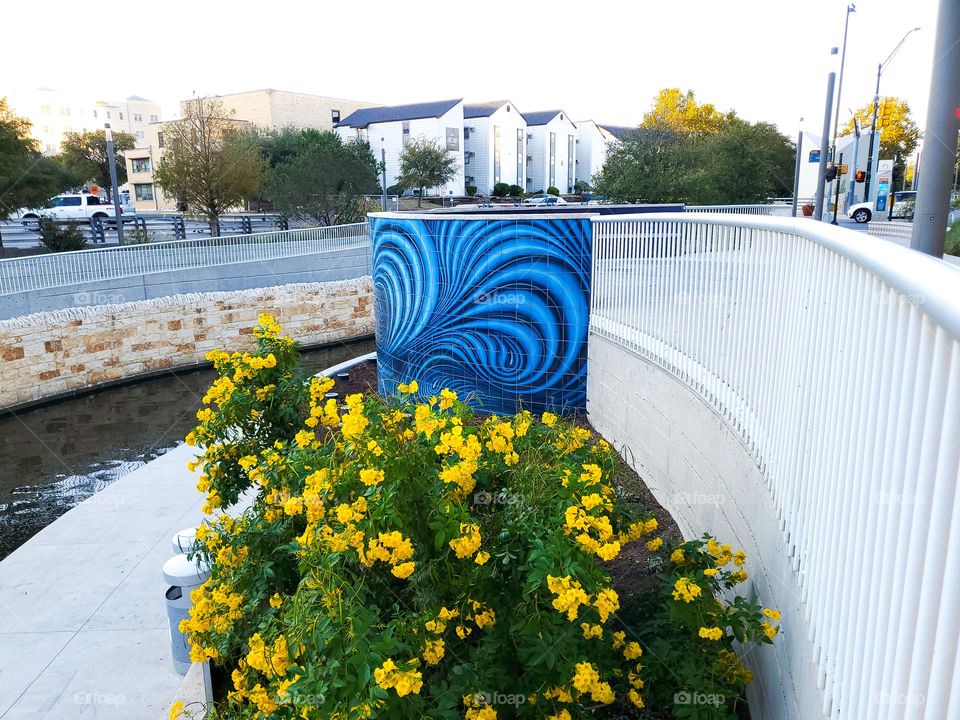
[
  {"xmin": 524, "ymin": 110, "xmax": 573, "ymax": 127},
  {"xmin": 126, "ymin": 95, "xmax": 153, "ymax": 102},
  {"xmin": 600, "ymin": 124, "xmax": 642, "ymax": 141},
  {"xmin": 337, "ymin": 99, "xmax": 462, "ymax": 128},
  {"xmin": 463, "ymin": 100, "xmax": 516, "ymax": 118}
]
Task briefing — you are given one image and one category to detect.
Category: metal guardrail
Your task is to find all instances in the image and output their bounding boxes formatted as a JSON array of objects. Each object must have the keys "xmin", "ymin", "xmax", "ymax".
[
  {"xmin": 867, "ymin": 221, "xmax": 914, "ymax": 241},
  {"xmin": 0, "ymin": 223, "xmax": 370, "ymax": 296},
  {"xmin": 686, "ymin": 204, "xmax": 794, "ymax": 216},
  {"xmin": 590, "ymin": 213, "xmax": 960, "ymax": 719}
]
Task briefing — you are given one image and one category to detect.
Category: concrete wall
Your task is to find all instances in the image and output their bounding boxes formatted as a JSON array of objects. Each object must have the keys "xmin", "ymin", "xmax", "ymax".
[
  {"xmin": 0, "ymin": 278, "xmax": 374, "ymax": 411},
  {"xmin": 587, "ymin": 333, "xmax": 822, "ymax": 720},
  {"xmin": 0, "ymin": 246, "xmax": 370, "ymax": 320}
]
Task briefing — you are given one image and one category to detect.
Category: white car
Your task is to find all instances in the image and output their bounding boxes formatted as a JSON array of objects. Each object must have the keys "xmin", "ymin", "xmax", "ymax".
[
  {"xmin": 522, "ymin": 195, "xmax": 568, "ymax": 207},
  {"xmin": 847, "ymin": 191, "xmax": 917, "ymax": 224},
  {"xmin": 18, "ymin": 194, "xmax": 119, "ymax": 225}
]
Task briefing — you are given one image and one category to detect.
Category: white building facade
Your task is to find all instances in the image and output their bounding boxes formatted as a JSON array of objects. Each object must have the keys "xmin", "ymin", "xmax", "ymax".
[
  {"xmin": 524, "ymin": 111, "xmax": 577, "ymax": 194},
  {"xmin": 10, "ymin": 88, "xmax": 161, "ymax": 155},
  {"xmin": 462, "ymin": 101, "xmax": 527, "ymax": 195},
  {"xmin": 337, "ymin": 99, "xmax": 465, "ymax": 197},
  {"xmin": 575, "ymin": 120, "xmax": 617, "ymax": 189}
]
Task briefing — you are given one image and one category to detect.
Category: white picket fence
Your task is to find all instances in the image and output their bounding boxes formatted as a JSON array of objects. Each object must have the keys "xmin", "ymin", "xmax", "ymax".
[
  {"xmin": 686, "ymin": 204, "xmax": 794, "ymax": 216},
  {"xmin": 590, "ymin": 213, "xmax": 960, "ymax": 719},
  {"xmin": 0, "ymin": 223, "xmax": 370, "ymax": 296}
]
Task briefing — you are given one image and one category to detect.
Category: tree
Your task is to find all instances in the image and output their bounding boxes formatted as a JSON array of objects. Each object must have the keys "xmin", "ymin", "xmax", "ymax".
[
  {"xmin": 59, "ymin": 129, "xmax": 135, "ymax": 200},
  {"xmin": 699, "ymin": 120, "xmax": 795, "ymax": 204},
  {"xmin": 839, "ymin": 97, "xmax": 920, "ymax": 160},
  {"xmin": 153, "ymin": 96, "xmax": 263, "ymax": 236},
  {"xmin": 398, "ymin": 137, "xmax": 458, "ymax": 207},
  {"xmin": 263, "ymin": 129, "xmax": 379, "ymax": 226},
  {"xmin": 642, "ymin": 88, "xmax": 729, "ymax": 136},
  {"xmin": 0, "ymin": 98, "xmax": 73, "ymax": 223}
]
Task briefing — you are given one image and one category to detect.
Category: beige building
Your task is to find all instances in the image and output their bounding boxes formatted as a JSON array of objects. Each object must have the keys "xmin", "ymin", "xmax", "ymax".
[
  {"xmin": 125, "ymin": 89, "xmax": 378, "ymax": 213},
  {"xmin": 10, "ymin": 88, "xmax": 162, "ymax": 155}
]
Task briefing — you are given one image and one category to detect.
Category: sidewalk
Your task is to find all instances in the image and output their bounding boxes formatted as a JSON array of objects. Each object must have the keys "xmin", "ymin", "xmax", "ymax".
[{"xmin": 0, "ymin": 443, "xmax": 203, "ymax": 720}]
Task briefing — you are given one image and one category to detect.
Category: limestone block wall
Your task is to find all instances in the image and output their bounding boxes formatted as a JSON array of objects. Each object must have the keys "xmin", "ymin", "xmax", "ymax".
[{"xmin": 0, "ymin": 278, "xmax": 373, "ymax": 411}]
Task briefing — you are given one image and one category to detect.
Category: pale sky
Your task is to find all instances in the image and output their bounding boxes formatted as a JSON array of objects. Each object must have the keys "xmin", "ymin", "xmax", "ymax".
[{"xmin": 3, "ymin": 0, "xmax": 940, "ymax": 146}]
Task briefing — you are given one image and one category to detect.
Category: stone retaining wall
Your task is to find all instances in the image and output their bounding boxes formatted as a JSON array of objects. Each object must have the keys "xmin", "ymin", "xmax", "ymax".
[{"xmin": 0, "ymin": 278, "xmax": 373, "ymax": 410}]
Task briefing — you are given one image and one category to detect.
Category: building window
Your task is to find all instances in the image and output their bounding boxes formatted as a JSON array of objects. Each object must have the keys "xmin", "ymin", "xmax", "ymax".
[
  {"xmin": 40, "ymin": 105, "xmax": 51, "ymax": 114},
  {"xmin": 106, "ymin": 111, "xmax": 111, "ymax": 119},
  {"xmin": 331, "ymin": 109, "xmax": 341, "ymax": 125},
  {"xmin": 133, "ymin": 113, "xmax": 143, "ymax": 122},
  {"xmin": 549, "ymin": 132, "xmax": 556, "ymax": 188},
  {"xmin": 136, "ymin": 130, "xmax": 145, "ymax": 140},
  {"xmin": 93, "ymin": 110, "xmax": 98, "ymax": 119},
  {"xmin": 149, "ymin": 114, "xmax": 159, "ymax": 123},
  {"xmin": 493, "ymin": 126, "xmax": 501, "ymax": 184},
  {"xmin": 445, "ymin": 127, "xmax": 459, "ymax": 151},
  {"xmin": 516, "ymin": 129, "xmax": 523, "ymax": 186},
  {"xmin": 134, "ymin": 183, "xmax": 154, "ymax": 201},
  {"xmin": 60, "ymin": 107, "xmax": 70, "ymax": 116},
  {"xmin": 119, "ymin": 112, "xmax": 124, "ymax": 120},
  {"xmin": 132, "ymin": 157, "xmax": 151, "ymax": 173},
  {"xmin": 402, "ymin": 121, "xmax": 410, "ymax": 146},
  {"xmin": 567, "ymin": 134, "xmax": 574, "ymax": 191},
  {"xmin": 157, "ymin": 131, "xmax": 164, "ymax": 148}
]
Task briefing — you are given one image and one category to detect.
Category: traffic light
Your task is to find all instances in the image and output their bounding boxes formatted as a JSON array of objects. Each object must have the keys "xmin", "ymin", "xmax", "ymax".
[
  {"xmin": 837, "ymin": 164, "xmax": 848, "ymax": 176},
  {"xmin": 879, "ymin": 98, "xmax": 894, "ymax": 128},
  {"xmin": 825, "ymin": 164, "xmax": 838, "ymax": 182},
  {"xmin": 855, "ymin": 170, "xmax": 866, "ymax": 183}
]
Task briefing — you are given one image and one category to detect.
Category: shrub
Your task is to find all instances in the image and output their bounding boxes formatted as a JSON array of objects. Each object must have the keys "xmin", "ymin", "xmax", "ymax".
[
  {"xmin": 574, "ymin": 180, "xmax": 592, "ymax": 194},
  {"xmin": 465, "ymin": 185, "xmax": 478, "ymax": 197},
  {"xmin": 945, "ymin": 223, "xmax": 960, "ymax": 257},
  {"xmin": 491, "ymin": 182, "xmax": 511, "ymax": 197},
  {"xmin": 547, "ymin": 186, "xmax": 560, "ymax": 197},
  {"xmin": 38, "ymin": 218, "xmax": 87, "ymax": 252},
  {"xmin": 508, "ymin": 184, "xmax": 523, "ymax": 197},
  {"xmin": 124, "ymin": 225, "xmax": 152, "ymax": 245},
  {"xmin": 386, "ymin": 184, "xmax": 405, "ymax": 196},
  {"xmin": 179, "ymin": 317, "xmax": 779, "ymax": 720}
]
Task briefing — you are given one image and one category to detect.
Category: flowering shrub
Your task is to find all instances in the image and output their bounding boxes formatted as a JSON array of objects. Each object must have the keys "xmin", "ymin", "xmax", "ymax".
[{"xmin": 177, "ymin": 316, "xmax": 777, "ymax": 720}]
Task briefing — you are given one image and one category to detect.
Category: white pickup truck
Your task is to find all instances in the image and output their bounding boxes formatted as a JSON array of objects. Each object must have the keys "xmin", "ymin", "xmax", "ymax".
[{"xmin": 17, "ymin": 193, "xmax": 121, "ymax": 225}]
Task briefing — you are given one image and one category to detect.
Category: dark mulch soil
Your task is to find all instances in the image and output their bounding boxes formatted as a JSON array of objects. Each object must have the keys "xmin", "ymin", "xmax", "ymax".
[{"xmin": 324, "ymin": 358, "xmax": 380, "ymax": 399}]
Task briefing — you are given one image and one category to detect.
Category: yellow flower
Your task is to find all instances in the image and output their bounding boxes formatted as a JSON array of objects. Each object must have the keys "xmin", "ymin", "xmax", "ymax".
[
  {"xmin": 391, "ymin": 562, "xmax": 415, "ymax": 579},
  {"xmin": 269, "ymin": 593, "xmax": 283, "ymax": 609},
  {"xmin": 169, "ymin": 700, "xmax": 184, "ymax": 720},
  {"xmin": 581, "ymin": 623, "xmax": 603, "ymax": 639},
  {"xmin": 761, "ymin": 620, "xmax": 779, "ymax": 639},
  {"xmin": 438, "ymin": 388, "xmax": 457, "ymax": 409},
  {"xmin": 422, "ymin": 638, "xmax": 445, "ymax": 665},
  {"xmin": 763, "ymin": 608, "xmax": 781, "ymax": 621},
  {"xmin": 594, "ymin": 588, "xmax": 620, "ymax": 623},
  {"xmin": 541, "ymin": 411, "xmax": 557, "ymax": 427},
  {"xmin": 672, "ymin": 577, "xmax": 702, "ymax": 603},
  {"xmin": 704, "ymin": 568, "xmax": 719, "ymax": 577},
  {"xmin": 397, "ymin": 380, "xmax": 419, "ymax": 394},
  {"xmin": 623, "ymin": 641, "xmax": 643, "ymax": 660},
  {"xmin": 474, "ymin": 551, "xmax": 490, "ymax": 565},
  {"xmin": 449, "ymin": 523, "xmax": 482, "ymax": 559},
  {"xmin": 670, "ymin": 548, "xmax": 686, "ymax": 564},
  {"xmin": 699, "ymin": 626, "xmax": 724, "ymax": 641},
  {"xmin": 646, "ymin": 537, "xmax": 663, "ymax": 552},
  {"xmin": 359, "ymin": 468, "xmax": 384, "ymax": 486}
]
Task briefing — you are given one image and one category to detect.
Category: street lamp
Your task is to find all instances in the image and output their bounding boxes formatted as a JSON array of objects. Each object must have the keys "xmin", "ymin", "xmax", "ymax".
[
  {"xmin": 104, "ymin": 123, "xmax": 124, "ymax": 245},
  {"xmin": 832, "ymin": 4, "xmax": 856, "ymax": 153},
  {"xmin": 863, "ymin": 27, "xmax": 921, "ymax": 200}
]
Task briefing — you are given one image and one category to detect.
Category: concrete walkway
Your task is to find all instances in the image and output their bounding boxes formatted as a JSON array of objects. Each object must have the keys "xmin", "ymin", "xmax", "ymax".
[{"xmin": 0, "ymin": 443, "xmax": 203, "ymax": 720}]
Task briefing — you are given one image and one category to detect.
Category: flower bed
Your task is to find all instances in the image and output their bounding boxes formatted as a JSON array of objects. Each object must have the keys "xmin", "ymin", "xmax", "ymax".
[{"xmin": 172, "ymin": 316, "xmax": 779, "ymax": 720}]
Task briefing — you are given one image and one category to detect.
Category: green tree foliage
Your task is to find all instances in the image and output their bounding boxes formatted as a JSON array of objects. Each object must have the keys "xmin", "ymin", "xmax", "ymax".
[
  {"xmin": 153, "ymin": 96, "xmax": 264, "ymax": 236},
  {"xmin": 0, "ymin": 98, "xmax": 74, "ymax": 222},
  {"xmin": 595, "ymin": 89, "xmax": 795, "ymax": 205},
  {"xmin": 59, "ymin": 129, "xmax": 135, "ymax": 200},
  {"xmin": 263, "ymin": 129, "xmax": 379, "ymax": 226},
  {"xmin": 840, "ymin": 97, "xmax": 920, "ymax": 160},
  {"xmin": 398, "ymin": 137, "xmax": 459, "ymax": 208}
]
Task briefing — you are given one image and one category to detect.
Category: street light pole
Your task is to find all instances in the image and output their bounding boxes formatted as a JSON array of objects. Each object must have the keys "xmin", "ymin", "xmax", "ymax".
[
  {"xmin": 911, "ymin": 0, "xmax": 959, "ymax": 257},
  {"xmin": 832, "ymin": 5, "xmax": 856, "ymax": 152},
  {"xmin": 380, "ymin": 138, "xmax": 388, "ymax": 212},
  {"xmin": 104, "ymin": 123, "xmax": 124, "ymax": 245},
  {"xmin": 792, "ymin": 118, "xmax": 804, "ymax": 217},
  {"xmin": 863, "ymin": 27, "xmax": 921, "ymax": 201},
  {"xmin": 814, "ymin": 72, "xmax": 836, "ymax": 222}
]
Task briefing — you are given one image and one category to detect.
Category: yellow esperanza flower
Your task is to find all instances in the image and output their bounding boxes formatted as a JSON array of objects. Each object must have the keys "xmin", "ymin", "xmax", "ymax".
[
  {"xmin": 698, "ymin": 626, "xmax": 724, "ymax": 641},
  {"xmin": 670, "ymin": 548, "xmax": 686, "ymax": 564},
  {"xmin": 623, "ymin": 641, "xmax": 643, "ymax": 660},
  {"xmin": 646, "ymin": 537, "xmax": 663, "ymax": 552},
  {"xmin": 546, "ymin": 575, "xmax": 591, "ymax": 621},
  {"xmin": 269, "ymin": 593, "xmax": 283, "ymax": 609},
  {"xmin": 397, "ymin": 380, "xmax": 419, "ymax": 394},
  {"xmin": 571, "ymin": 661, "xmax": 615, "ymax": 704},
  {"xmin": 359, "ymin": 468, "xmax": 384, "ymax": 486},
  {"xmin": 593, "ymin": 588, "xmax": 620, "ymax": 623},
  {"xmin": 761, "ymin": 620, "xmax": 779, "ymax": 639},
  {"xmin": 474, "ymin": 550, "xmax": 490, "ymax": 565},
  {"xmin": 541, "ymin": 411, "xmax": 558, "ymax": 427},
  {"xmin": 449, "ymin": 523, "xmax": 482, "ymax": 559},
  {"xmin": 422, "ymin": 637, "xmax": 445, "ymax": 665},
  {"xmin": 672, "ymin": 577, "xmax": 702, "ymax": 603},
  {"xmin": 391, "ymin": 561, "xmax": 415, "ymax": 579},
  {"xmin": 169, "ymin": 700, "xmax": 185, "ymax": 719},
  {"xmin": 438, "ymin": 388, "xmax": 457, "ymax": 409},
  {"xmin": 763, "ymin": 608, "xmax": 781, "ymax": 621},
  {"xmin": 581, "ymin": 623, "xmax": 603, "ymax": 639},
  {"xmin": 374, "ymin": 659, "xmax": 423, "ymax": 697}
]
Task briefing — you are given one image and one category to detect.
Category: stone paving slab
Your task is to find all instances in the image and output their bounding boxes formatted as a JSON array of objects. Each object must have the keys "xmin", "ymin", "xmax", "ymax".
[{"xmin": 0, "ymin": 442, "xmax": 206, "ymax": 720}]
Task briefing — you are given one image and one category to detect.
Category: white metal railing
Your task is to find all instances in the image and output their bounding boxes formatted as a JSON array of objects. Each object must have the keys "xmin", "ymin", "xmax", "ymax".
[
  {"xmin": 686, "ymin": 204, "xmax": 794, "ymax": 216},
  {"xmin": 0, "ymin": 223, "xmax": 370, "ymax": 296},
  {"xmin": 590, "ymin": 213, "xmax": 960, "ymax": 720},
  {"xmin": 868, "ymin": 221, "xmax": 914, "ymax": 241}
]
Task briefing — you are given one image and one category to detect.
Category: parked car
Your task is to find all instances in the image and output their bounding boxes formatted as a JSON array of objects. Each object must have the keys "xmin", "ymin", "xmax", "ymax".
[
  {"xmin": 522, "ymin": 195, "xmax": 568, "ymax": 207},
  {"xmin": 847, "ymin": 191, "xmax": 916, "ymax": 224},
  {"xmin": 18, "ymin": 193, "xmax": 119, "ymax": 226}
]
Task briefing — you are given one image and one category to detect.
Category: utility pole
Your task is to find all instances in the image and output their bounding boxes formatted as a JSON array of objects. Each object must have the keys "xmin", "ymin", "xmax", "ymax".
[
  {"xmin": 380, "ymin": 139, "xmax": 388, "ymax": 212},
  {"xmin": 814, "ymin": 73, "xmax": 835, "ymax": 222},
  {"xmin": 832, "ymin": 5, "xmax": 856, "ymax": 161},
  {"xmin": 832, "ymin": 153, "xmax": 844, "ymax": 224},
  {"xmin": 847, "ymin": 118, "xmax": 861, "ymax": 208},
  {"xmin": 792, "ymin": 119, "xmax": 804, "ymax": 217},
  {"xmin": 104, "ymin": 123, "xmax": 124, "ymax": 245},
  {"xmin": 911, "ymin": 0, "xmax": 959, "ymax": 257}
]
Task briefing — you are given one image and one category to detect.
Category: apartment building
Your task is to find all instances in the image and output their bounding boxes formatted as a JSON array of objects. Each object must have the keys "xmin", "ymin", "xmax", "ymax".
[
  {"xmin": 523, "ymin": 110, "xmax": 578, "ymax": 194},
  {"xmin": 575, "ymin": 120, "xmax": 618, "ymax": 189},
  {"xmin": 462, "ymin": 101, "xmax": 527, "ymax": 195},
  {"xmin": 10, "ymin": 88, "xmax": 161, "ymax": 155},
  {"xmin": 181, "ymin": 89, "xmax": 378, "ymax": 132},
  {"xmin": 336, "ymin": 99, "xmax": 466, "ymax": 197}
]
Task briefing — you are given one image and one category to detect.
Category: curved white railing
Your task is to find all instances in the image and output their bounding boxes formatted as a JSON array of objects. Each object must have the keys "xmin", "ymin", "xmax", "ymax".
[
  {"xmin": 0, "ymin": 223, "xmax": 370, "ymax": 296},
  {"xmin": 686, "ymin": 204, "xmax": 794, "ymax": 216},
  {"xmin": 590, "ymin": 213, "xmax": 960, "ymax": 719}
]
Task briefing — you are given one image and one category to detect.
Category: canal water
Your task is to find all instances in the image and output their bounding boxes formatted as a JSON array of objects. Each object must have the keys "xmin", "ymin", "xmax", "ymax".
[{"xmin": 0, "ymin": 338, "xmax": 375, "ymax": 560}]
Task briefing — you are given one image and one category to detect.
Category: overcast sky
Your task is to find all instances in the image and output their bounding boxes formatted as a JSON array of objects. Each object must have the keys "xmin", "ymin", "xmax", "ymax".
[{"xmin": 4, "ymin": 0, "xmax": 940, "ymax": 148}]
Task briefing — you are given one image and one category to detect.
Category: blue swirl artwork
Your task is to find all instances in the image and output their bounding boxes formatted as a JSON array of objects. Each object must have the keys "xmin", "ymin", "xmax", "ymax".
[{"xmin": 370, "ymin": 215, "xmax": 591, "ymax": 415}]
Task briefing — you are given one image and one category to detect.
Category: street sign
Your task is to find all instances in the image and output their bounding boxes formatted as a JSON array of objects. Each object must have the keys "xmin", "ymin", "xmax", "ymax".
[
  {"xmin": 876, "ymin": 179, "xmax": 890, "ymax": 212},
  {"xmin": 809, "ymin": 150, "xmax": 821, "ymax": 163}
]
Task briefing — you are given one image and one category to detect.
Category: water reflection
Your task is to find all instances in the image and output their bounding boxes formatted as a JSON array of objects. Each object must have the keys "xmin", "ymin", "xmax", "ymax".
[{"xmin": 0, "ymin": 338, "xmax": 374, "ymax": 559}]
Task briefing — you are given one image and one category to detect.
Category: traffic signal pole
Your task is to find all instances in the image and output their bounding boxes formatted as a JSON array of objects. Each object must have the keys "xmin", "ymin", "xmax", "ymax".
[
  {"xmin": 832, "ymin": 153, "xmax": 844, "ymax": 224},
  {"xmin": 814, "ymin": 73, "xmax": 836, "ymax": 222},
  {"xmin": 863, "ymin": 65, "xmax": 881, "ymax": 201}
]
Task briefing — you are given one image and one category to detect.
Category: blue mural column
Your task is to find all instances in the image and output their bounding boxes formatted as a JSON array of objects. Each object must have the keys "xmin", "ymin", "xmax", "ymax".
[{"xmin": 370, "ymin": 213, "xmax": 591, "ymax": 415}]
